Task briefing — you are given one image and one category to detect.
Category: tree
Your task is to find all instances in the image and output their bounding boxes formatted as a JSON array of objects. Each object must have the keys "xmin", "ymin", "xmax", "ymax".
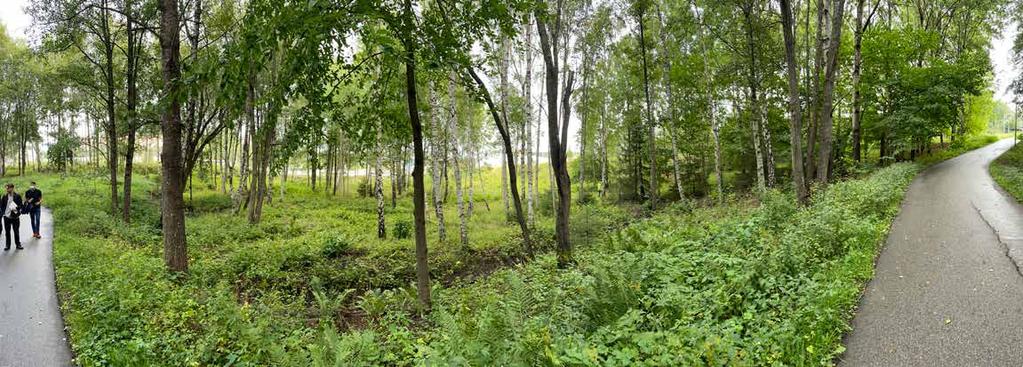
[
  {"xmin": 816, "ymin": 0, "xmax": 847, "ymax": 184},
  {"xmin": 535, "ymin": 1, "xmax": 573, "ymax": 267},
  {"xmin": 780, "ymin": 0, "xmax": 809, "ymax": 205},
  {"xmin": 158, "ymin": 0, "xmax": 188, "ymax": 272}
]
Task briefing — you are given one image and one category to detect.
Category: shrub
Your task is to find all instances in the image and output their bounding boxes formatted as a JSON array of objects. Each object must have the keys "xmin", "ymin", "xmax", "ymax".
[
  {"xmin": 393, "ymin": 220, "xmax": 411, "ymax": 240},
  {"xmin": 322, "ymin": 234, "xmax": 354, "ymax": 259}
]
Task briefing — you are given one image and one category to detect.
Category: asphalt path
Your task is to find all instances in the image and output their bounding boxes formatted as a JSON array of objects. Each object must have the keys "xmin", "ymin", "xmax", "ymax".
[
  {"xmin": 840, "ymin": 138, "xmax": 1023, "ymax": 366},
  {"xmin": 0, "ymin": 208, "xmax": 74, "ymax": 367}
]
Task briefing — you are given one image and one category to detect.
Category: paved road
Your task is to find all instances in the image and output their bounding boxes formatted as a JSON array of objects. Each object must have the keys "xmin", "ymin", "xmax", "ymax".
[
  {"xmin": 0, "ymin": 208, "xmax": 74, "ymax": 367},
  {"xmin": 840, "ymin": 138, "xmax": 1023, "ymax": 366}
]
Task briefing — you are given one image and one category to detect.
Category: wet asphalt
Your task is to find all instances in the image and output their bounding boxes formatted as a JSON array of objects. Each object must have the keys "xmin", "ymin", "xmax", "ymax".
[
  {"xmin": 0, "ymin": 208, "xmax": 73, "ymax": 367},
  {"xmin": 840, "ymin": 138, "xmax": 1023, "ymax": 366}
]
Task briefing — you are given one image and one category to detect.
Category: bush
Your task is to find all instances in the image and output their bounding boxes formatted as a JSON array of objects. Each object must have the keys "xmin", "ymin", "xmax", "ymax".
[
  {"xmin": 322, "ymin": 234, "xmax": 354, "ymax": 259},
  {"xmin": 393, "ymin": 220, "xmax": 411, "ymax": 240}
]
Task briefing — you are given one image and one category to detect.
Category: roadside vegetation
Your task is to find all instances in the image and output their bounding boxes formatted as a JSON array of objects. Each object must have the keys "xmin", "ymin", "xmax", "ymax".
[{"xmin": 991, "ymin": 140, "xmax": 1023, "ymax": 202}]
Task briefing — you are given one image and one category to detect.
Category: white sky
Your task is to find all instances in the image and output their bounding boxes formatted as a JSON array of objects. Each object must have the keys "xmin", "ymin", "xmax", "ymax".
[
  {"xmin": 1, "ymin": 0, "xmax": 31, "ymax": 41},
  {"xmin": 992, "ymin": 21, "xmax": 1019, "ymax": 104}
]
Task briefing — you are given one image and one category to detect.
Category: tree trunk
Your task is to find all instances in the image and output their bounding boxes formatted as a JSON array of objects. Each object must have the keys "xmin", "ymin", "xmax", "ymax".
[
  {"xmin": 159, "ymin": 0, "xmax": 187, "ymax": 272},
  {"xmin": 448, "ymin": 75, "xmax": 468, "ymax": 249},
  {"xmin": 102, "ymin": 1, "xmax": 119, "ymax": 216},
  {"xmin": 500, "ymin": 37, "xmax": 511, "ymax": 215},
  {"xmin": 402, "ymin": 0, "xmax": 431, "ymax": 310},
  {"xmin": 428, "ymin": 87, "xmax": 446, "ymax": 243},
  {"xmin": 852, "ymin": 0, "xmax": 878, "ymax": 162},
  {"xmin": 375, "ymin": 126, "xmax": 386, "ymax": 239},
  {"xmin": 817, "ymin": 0, "xmax": 847, "ymax": 184},
  {"xmin": 466, "ymin": 67, "xmax": 534, "ymax": 256},
  {"xmin": 522, "ymin": 18, "xmax": 536, "ymax": 224},
  {"xmin": 742, "ymin": 3, "xmax": 769, "ymax": 190},
  {"xmin": 535, "ymin": 10, "xmax": 572, "ymax": 267},
  {"xmin": 122, "ymin": 0, "xmax": 139, "ymax": 222},
  {"xmin": 781, "ymin": 0, "xmax": 810, "ymax": 206},
  {"xmin": 637, "ymin": 8, "xmax": 658, "ymax": 207},
  {"xmin": 657, "ymin": 7, "xmax": 684, "ymax": 201}
]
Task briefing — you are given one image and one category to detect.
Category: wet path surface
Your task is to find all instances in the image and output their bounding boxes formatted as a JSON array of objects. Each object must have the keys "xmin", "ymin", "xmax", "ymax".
[
  {"xmin": 0, "ymin": 208, "xmax": 74, "ymax": 366},
  {"xmin": 840, "ymin": 139, "xmax": 1023, "ymax": 366}
]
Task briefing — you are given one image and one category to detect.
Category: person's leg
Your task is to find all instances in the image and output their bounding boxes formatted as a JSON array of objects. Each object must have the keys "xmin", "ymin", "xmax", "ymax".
[
  {"xmin": 12, "ymin": 217, "xmax": 21, "ymax": 248},
  {"xmin": 30, "ymin": 207, "xmax": 40, "ymax": 236},
  {"xmin": 4, "ymin": 218, "xmax": 12, "ymax": 250}
]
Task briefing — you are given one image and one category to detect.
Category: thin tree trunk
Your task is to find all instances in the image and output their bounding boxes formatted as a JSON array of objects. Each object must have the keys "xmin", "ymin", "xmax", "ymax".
[
  {"xmin": 375, "ymin": 125, "xmax": 386, "ymax": 239},
  {"xmin": 522, "ymin": 18, "xmax": 535, "ymax": 224},
  {"xmin": 448, "ymin": 75, "xmax": 468, "ymax": 249},
  {"xmin": 657, "ymin": 7, "xmax": 684, "ymax": 201},
  {"xmin": 102, "ymin": 0, "xmax": 119, "ymax": 216},
  {"xmin": 122, "ymin": 0, "xmax": 139, "ymax": 222},
  {"xmin": 402, "ymin": 0, "xmax": 431, "ymax": 311},
  {"xmin": 466, "ymin": 67, "xmax": 534, "ymax": 255},
  {"xmin": 500, "ymin": 37, "xmax": 511, "ymax": 215},
  {"xmin": 781, "ymin": 0, "xmax": 810, "ymax": 205},
  {"xmin": 817, "ymin": 0, "xmax": 847, "ymax": 184},
  {"xmin": 428, "ymin": 87, "xmax": 446, "ymax": 243},
  {"xmin": 637, "ymin": 7, "xmax": 658, "ymax": 208}
]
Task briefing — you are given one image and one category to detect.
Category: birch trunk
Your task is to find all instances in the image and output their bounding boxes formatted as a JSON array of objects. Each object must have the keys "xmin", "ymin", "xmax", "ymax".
[
  {"xmin": 428, "ymin": 87, "xmax": 446, "ymax": 243},
  {"xmin": 448, "ymin": 75, "xmax": 468, "ymax": 249}
]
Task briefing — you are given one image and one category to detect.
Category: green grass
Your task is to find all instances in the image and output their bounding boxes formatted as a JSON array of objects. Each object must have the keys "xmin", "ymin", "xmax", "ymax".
[
  {"xmin": 41, "ymin": 133, "xmax": 994, "ymax": 365},
  {"xmin": 303, "ymin": 163, "xmax": 921, "ymax": 366},
  {"xmin": 916, "ymin": 133, "xmax": 1002, "ymax": 166},
  {"xmin": 40, "ymin": 167, "xmax": 631, "ymax": 366},
  {"xmin": 991, "ymin": 140, "xmax": 1023, "ymax": 202}
]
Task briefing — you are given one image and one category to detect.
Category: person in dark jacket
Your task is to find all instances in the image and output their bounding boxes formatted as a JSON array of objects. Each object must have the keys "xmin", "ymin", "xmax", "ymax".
[
  {"xmin": 1, "ymin": 183, "xmax": 23, "ymax": 250},
  {"xmin": 24, "ymin": 181, "xmax": 42, "ymax": 239}
]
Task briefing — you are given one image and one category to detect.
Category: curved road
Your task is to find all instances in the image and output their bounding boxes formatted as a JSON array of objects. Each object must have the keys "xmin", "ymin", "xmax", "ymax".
[
  {"xmin": 841, "ymin": 138, "xmax": 1023, "ymax": 366},
  {"xmin": 0, "ymin": 208, "xmax": 74, "ymax": 367}
]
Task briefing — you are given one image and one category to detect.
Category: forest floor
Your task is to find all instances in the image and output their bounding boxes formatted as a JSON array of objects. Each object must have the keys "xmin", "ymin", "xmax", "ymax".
[
  {"xmin": 841, "ymin": 138, "xmax": 1023, "ymax": 365},
  {"xmin": 0, "ymin": 208, "xmax": 73, "ymax": 367},
  {"xmin": 10, "ymin": 134, "xmax": 1004, "ymax": 366}
]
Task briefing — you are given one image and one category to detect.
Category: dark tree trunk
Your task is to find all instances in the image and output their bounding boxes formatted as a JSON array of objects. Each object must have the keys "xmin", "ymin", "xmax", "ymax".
[
  {"xmin": 637, "ymin": 8, "xmax": 657, "ymax": 208},
  {"xmin": 123, "ymin": 0, "xmax": 139, "ymax": 222},
  {"xmin": 535, "ymin": 9, "xmax": 573, "ymax": 267},
  {"xmin": 102, "ymin": 1, "xmax": 119, "ymax": 216},
  {"xmin": 467, "ymin": 68, "xmax": 533, "ymax": 256},
  {"xmin": 781, "ymin": 0, "xmax": 810, "ymax": 205},
  {"xmin": 402, "ymin": 0, "xmax": 431, "ymax": 312},
  {"xmin": 159, "ymin": 0, "xmax": 187, "ymax": 273}
]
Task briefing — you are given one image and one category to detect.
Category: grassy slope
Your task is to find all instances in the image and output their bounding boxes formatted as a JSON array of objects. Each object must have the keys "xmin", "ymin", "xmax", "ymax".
[{"xmin": 990, "ymin": 140, "xmax": 1023, "ymax": 203}]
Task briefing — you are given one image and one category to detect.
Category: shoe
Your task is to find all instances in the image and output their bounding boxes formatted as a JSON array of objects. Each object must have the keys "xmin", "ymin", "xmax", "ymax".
[
  {"xmin": 3, "ymin": 247, "xmax": 8, "ymax": 251},
  {"xmin": 15, "ymin": 246, "xmax": 23, "ymax": 250}
]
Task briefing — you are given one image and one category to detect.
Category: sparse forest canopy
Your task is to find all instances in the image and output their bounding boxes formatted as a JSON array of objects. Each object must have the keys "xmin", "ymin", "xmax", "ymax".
[{"xmin": 0, "ymin": 0, "xmax": 1018, "ymax": 365}]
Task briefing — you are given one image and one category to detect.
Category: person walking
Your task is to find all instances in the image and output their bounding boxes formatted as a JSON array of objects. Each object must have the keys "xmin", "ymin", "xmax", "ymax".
[
  {"xmin": 25, "ymin": 181, "xmax": 42, "ymax": 239},
  {"xmin": 1, "ymin": 183, "xmax": 24, "ymax": 250}
]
